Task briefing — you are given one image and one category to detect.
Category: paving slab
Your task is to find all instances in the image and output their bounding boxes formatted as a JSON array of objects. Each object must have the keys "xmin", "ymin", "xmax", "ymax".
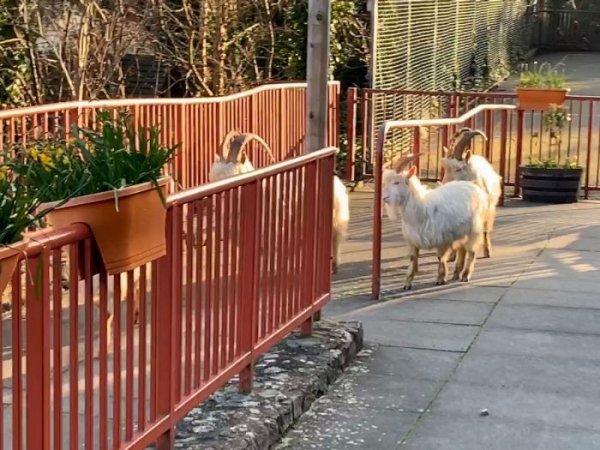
[
  {"xmin": 408, "ymin": 285, "xmax": 507, "ymax": 303},
  {"xmin": 402, "ymin": 412, "xmax": 600, "ymax": 450},
  {"xmin": 275, "ymin": 346, "xmax": 422, "ymax": 450},
  {"xmin": 342, "ymin": 373, "xmax": 441, "ymax": 413},
  {"xmin": 502, "ymin": 286, "xmax": 600, "ymax": 309},
  {"xmin": 349, "ymin": 299, "xmax": 493, "ymax": 326},
  {"xmin": 345, "ymin": 319, "xmax": 479, "ymax": 352},
  {"xmin": 452, "ymin": 351, "xmax": 600, "ymax": 396},
  {"xmin": 470, "ymin": 327, "xmax": 600, "ymax": 361},
  {"xmin": 487, "ymin": 303, "xmax": 600, "ymax": 335},
  {"xmin": 365, "ymin": 346, "xmax": 461, "ymax": 382},
  {"xmin": 512, "ymin": 274, "xmax": 600, "ymax": 293},
  {"xmin": 429, "ymin": 381, "xmax": 600, "ymax": 433},
  {"xmin": 278, "ymin": 407, "xmax": 418, "ymax": 450}
]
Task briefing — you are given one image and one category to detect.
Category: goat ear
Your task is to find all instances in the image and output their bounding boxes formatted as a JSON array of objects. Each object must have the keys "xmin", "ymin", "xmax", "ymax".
[
  {"xmin": 407, "ymin": 166, "xmax": 417, "ymax": 179},
  {"xmin": 215, "ymin": 154, "xmax": 221, "ymax": 161},
  {"xmin": 464, "ymin": 150, "xmax": 472, "ymax": 162},
  {"xmin": 239, "ymin": 151, "xmax": 247, "ymax": 164}
]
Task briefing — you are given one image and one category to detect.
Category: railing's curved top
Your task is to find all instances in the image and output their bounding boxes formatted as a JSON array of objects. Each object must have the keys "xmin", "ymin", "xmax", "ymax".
[
  {"xmin": 376, "ymin": 103, "xmax": 517, "ymax": 142},
  {"xmin": 372, "ymin": 103, "xmax": 517, "ymax": 300},
  {"xmin": 0, "ymin": 81, "xmax": 340, "ymax": 119},
  {"xmin": 169, "ymin": 147, "xmax": 337, "ymax": 204},
  {"xmin": 0, "ymin": 81, "xmax": 341, "ymax": 190}
]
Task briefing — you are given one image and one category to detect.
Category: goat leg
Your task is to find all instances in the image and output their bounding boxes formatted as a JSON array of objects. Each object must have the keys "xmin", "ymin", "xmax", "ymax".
[
  {"xmin": 332, "ymin": 228, "xmax": 342, "ymax": 274},
  {"xmin": 483, "ymin": 210, "xmax": 496, "ymax": 258},
  {"xmin": 414, "ymin": 248, "xmax": 420, "ymax": 273},
  {"xmin": 436, "ymin": 247, "xmax": 452, "ymax": 285},
  {"xmin": 453, "ymin": 248, "xmax": 466, "ymax": 280},
  {"xmin": 483, "ymin": 231, "xmax": 493, "ymax": 259},
  {"xmin": 448, "ymin": 250, "xmax": 457, "ymax": 263},
  {"xmin": 403, "ymin": 245, "xmax": 419, "ymax": 290},
  {"xmin": 461, "ymin": 250, "xmax": 477, "ymax": 282}
]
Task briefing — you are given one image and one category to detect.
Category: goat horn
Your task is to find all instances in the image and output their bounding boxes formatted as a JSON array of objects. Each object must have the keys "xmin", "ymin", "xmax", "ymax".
[
  {"xmin": 219, "ymin": 129, "xmax": 241, "ymax": 160},
  {"xmin": 451, "ymin": 129, "xmax": 488, "ymax": 160},
  {"xmin": 393, "ymin": 152, "xmax": 423, "ymax": 173},
  {"xmin": 227, "ymin": 133, "xmax": 274, "ymax": 163}
]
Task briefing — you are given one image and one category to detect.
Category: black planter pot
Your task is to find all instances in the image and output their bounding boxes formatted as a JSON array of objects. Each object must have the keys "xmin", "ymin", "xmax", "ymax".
[{"xmin": 520, "ymin": 166, "xmax": 583, "ymax": 204}]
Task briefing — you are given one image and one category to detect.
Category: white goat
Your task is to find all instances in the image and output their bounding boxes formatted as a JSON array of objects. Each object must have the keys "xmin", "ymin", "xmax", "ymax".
[
  {"xmin": 208, "ymin": 130, "xmax": 350, "ymax": 274},
  {"xmin": 209, "ymin": 130, "xmax": 275, "ymax": 182},
  {"xmin": 383, "ymin": 154, "xmax": 488, "ymax": 289},
  {"xmin": 332, "ymin": 175, "xmax": 350, "ymax": 274},
  {"xmin": 440, "ymin": 128, "xmax": 501, "ymax": 258}
]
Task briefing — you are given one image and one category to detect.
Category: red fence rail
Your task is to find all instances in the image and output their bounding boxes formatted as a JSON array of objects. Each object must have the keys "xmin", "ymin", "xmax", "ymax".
[
  {"xmin": 0, "ymin": 82, "xmax": 340, "ymax": 190},
  {"xmin": 346, "ymin": 87, "xmax": 600, "ymax": 197},
  {"xmin": 0, "ymin": 147, "xmax": 336, "ymax": 449}
]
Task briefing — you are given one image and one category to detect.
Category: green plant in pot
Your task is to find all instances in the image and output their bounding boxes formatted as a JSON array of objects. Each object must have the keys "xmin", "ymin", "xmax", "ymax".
[
  {"xmin": 10, "ymin": 110, "xmax": 178, "ymax": 275},
  {"xmin": 0, "ymin": 165, "xmax": 69, "ymax": 296},
  {"xmin": 520, "ymin": 104, "xmax": 583, "ymax": 204},
  {"xmin": 516, "ymin": 61, "xmax": 570, "ymax": 111}
]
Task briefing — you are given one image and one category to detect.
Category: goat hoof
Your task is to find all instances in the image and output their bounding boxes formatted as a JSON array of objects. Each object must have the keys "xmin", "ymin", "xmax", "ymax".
[
  {"xmin": 403, "ymin": 284, "xmax": 412, "ymax": 291},
  {"xmin": 452, "ymin": 273, "xmax": 460, "ymax": 281},
  {"xmin": 460, "ymin": 276, "xmax": 471, "ymax": 283},
  {"xmin": 436, "ymin": 280, "xmax": 446, "ymax": 286}
]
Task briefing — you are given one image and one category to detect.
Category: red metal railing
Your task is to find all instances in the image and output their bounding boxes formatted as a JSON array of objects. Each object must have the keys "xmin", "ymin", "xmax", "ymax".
[
  {"xmin": 0, "ymin": 82, "xmax": 340, "ymax": 190},
  {"xmin": 346, "ymin": 88, "xmax": 600, "ymax": 196},
  {"xmin": 371, "ymin": 104, "xmax": 516, "ymax": 300},
  {"xmin": 0, "ymin": 147, "xmax": 336, "ymax": 449}
]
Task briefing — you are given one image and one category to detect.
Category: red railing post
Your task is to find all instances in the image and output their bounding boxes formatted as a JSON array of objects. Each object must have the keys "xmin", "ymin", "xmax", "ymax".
[
  {"xmin": 585, "ymin": 101, "xmax": 594, "ymax": 199},
  {"xmin": 345, "ymin": 87, "xmax": 358, "ymax": 182},
  {"xmin": 25, "ymin": 251, "xmax": 51, "ymax": 450},
  {"xmin": 301, "ymin": 159, "xmax": 318, "ymax": 333},
  {"xmin": 413, "ymin": 127, "xmax": 421, "ymax": 174},
  {"xmin": 238, "ymin": 180, "xmax": 260, "ymax": 394},
  {"xmin": 155, "ymin": 207, "xmax": 175, "ymax": 450},
  {"xmin": 499, "ymin": 109, "xmax": 508, "ymax": 206},
  {"xmin": 484, "ymin": 109, "xmax": 492, "ymax": 160},
  {"xmin": 336, "ymin": 84, "xmax": 342, "ymax": 148},
  {"xmin": 372, "ymin": 126, "xmax": 385, "ymax": 300},
  {"xmin": 360, "ymin": 91, "xmax": 369, "ymax": 177},
  {"xmin": 514, "ymin": 109, "xmax": 525, "ymax": 197}
]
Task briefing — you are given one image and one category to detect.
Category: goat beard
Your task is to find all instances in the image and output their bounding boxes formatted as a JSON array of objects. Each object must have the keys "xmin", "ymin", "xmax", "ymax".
[{"xmin": 384, "ymin": 202, "xmax": 401, "ymax": 221}]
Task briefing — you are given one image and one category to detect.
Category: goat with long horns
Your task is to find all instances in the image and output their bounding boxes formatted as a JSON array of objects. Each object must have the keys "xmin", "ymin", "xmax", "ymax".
[
  {"xmin": 209, "ymin": 129, "xmax": 276, "ymax": 182},
  {"xmin": 441, "ymin": 127, "xmax": 501, "ymax": 259}
]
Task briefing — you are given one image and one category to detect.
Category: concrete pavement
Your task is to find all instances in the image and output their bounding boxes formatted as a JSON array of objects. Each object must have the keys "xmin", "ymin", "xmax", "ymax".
[{"xmin": 277, "ymin": 193, "xmax": 600, "ymax": 449}]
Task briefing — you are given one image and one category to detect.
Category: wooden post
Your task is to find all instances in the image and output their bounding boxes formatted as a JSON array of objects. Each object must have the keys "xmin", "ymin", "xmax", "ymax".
[
  {"xmin": 306, "ymin": 0, "xmax": 332, "ymax": 154},
  {"xmin": 306, "ymin": 0, "xmax": 331, "ymax": 324}
]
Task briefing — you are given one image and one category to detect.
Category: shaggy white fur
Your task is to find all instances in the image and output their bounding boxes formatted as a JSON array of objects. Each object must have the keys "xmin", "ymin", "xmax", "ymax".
[
  {"xmin": 383, "ymin": 166, "xmax": 488, "ymax": 289},
  {"xmin": 440, "ymin": 150, "xmax": 501, "ymax": 258},
  {"xmin": 332, "ymin": 175, "xmax": 350, "ymax": 273}
]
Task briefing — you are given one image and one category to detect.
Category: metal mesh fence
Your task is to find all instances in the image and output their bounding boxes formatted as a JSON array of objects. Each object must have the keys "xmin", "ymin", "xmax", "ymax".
[{"xmin": 371, "ymin": 0, "xmax": 535, "ymax": 153}]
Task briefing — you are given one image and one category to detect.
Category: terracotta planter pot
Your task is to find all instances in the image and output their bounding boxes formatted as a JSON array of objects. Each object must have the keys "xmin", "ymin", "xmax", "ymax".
[
  {"xmin": 516, "ymin": 87, "xmax": 570, "ymax": 111},
  {"xmin": 41, "ymin": 176, "xmax": 171, "ymax": 275},
  {"xmin": 0, "ymin": 240, "xmax": 28, "ymax": 298}
]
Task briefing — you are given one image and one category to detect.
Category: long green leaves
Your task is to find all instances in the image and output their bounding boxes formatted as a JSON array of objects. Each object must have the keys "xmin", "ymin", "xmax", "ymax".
[{"xmin": 8, "ymin": 110, "xmax": 178, "ymax": 204}]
